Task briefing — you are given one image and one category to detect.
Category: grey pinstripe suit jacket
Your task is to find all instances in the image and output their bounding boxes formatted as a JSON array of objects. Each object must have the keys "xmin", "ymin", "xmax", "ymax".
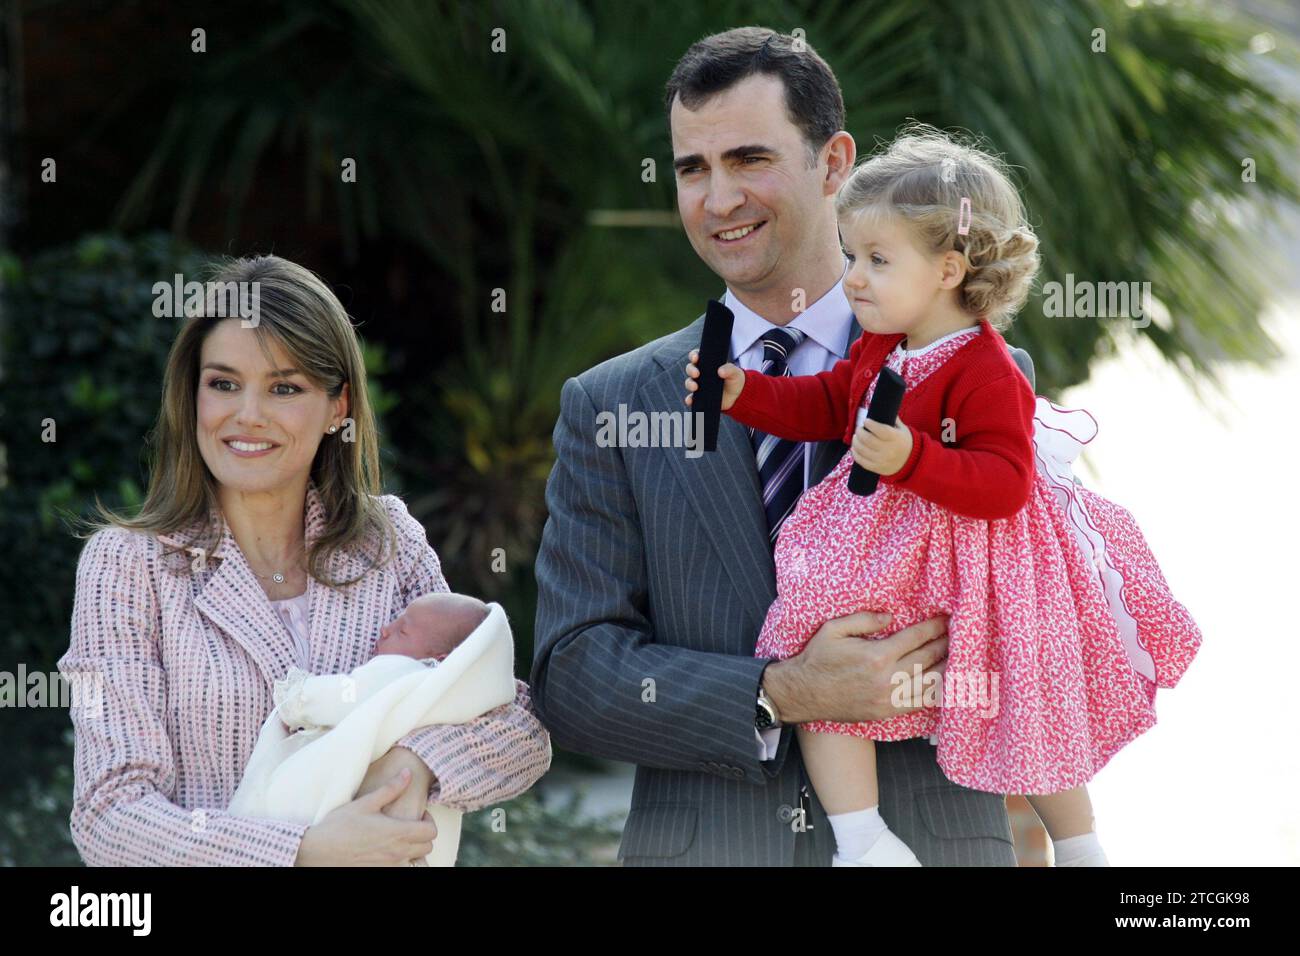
[{"xmin": 532, "ymin": 310, "xmax": 1035, "ymax": 866}]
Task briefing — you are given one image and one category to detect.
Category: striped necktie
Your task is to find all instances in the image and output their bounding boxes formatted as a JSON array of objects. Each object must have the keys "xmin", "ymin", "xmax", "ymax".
[{"xmin": 749, "ymin": 326, "xmax": 808, "ymax": 547}]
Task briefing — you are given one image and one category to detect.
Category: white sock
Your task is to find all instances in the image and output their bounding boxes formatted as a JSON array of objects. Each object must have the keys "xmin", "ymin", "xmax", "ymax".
[
  {"xmin": 828, "ymin": 805, "xmax": 889, "ymax": 860},
  {"xmin": 1053, "ymin": 831, "xmax": 1110, "ymax": 867}
]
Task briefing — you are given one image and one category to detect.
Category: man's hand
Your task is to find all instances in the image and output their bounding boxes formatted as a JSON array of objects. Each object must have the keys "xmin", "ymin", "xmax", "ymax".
[
  {"xmin": 851, "ymin": 417, "xmax": 913, "ymax": 477},
  {"xmin": 356, "ymin": 747, "xmax": 436, "ymax": 824},
  {"xmin": 762, "ymin": 611, "xmax": 948, "ymax": 724}
]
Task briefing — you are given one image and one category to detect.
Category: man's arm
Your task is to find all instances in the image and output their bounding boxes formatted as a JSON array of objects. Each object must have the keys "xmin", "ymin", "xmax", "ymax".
[{"xmin": 531, "ymin": 374, "xmax": 779, "ymax": 784}]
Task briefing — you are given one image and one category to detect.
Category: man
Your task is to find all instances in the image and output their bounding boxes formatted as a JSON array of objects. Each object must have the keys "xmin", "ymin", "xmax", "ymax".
[{"xmin": 532, "ymin": 27, "xmax": 1033, "ymax": 866}]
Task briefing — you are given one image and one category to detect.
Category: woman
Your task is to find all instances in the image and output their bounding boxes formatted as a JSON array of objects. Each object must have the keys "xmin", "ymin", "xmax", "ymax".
[{"xmin": 57, "ymin": 255, "xmax": 551, "ymax": 866}]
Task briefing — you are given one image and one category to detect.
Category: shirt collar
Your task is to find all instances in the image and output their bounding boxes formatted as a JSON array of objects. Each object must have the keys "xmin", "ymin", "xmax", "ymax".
[{"xmin": 723, "ymin": 258, "xmax": 853, "ymax": 360}]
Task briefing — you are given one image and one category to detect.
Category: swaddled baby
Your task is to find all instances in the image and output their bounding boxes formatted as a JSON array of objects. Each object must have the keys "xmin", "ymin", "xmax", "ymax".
[
  {"xmin": 274, "ymin": 592, "xmax": 491, "ymax": 734},
  {"xmin": 230, "ymin": 589, "xmax": 516, "ymax": 869}
]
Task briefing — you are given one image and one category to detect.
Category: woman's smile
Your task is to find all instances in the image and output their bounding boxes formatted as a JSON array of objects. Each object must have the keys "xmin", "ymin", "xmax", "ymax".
[{"xmin": 222, "ymin": 435, "xmax": 281, "ymax": 458}]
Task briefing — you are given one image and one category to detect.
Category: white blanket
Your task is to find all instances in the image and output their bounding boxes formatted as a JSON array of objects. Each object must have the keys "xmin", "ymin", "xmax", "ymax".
[{"xmin": 228, "ymin": 601, "xmax": 517, "ymax": 866}]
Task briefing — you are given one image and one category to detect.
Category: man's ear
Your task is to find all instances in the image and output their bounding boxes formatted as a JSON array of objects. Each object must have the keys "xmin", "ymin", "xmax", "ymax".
[
  {"xmin": 938, "ymin": 250, "xmax": 967, "ymax": 290},
  {"xmin": 823, "ymin": 131, "xmax": 856, "ymax": 193}
]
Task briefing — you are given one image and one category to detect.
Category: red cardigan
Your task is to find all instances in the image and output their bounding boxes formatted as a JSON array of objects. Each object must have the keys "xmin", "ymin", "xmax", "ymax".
[{"xmin": 726, "ymin": 319, "xmax": 1036, "ymax": 519}]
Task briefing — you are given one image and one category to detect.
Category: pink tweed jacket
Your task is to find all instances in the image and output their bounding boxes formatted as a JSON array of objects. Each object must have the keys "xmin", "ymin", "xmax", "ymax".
[{"xmin": 57, "ymin": 485, "xmax": 552, "ymax": 866}]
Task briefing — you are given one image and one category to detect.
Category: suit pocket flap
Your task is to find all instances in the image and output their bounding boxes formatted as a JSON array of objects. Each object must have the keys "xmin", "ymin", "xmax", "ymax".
[
  {"xmin": 914, "ymin": 786, "xmax": 1013, "ymax": 844},
  {"xmin": 618, "ymin": 804, "xmax": 699, "ymax": 859}
]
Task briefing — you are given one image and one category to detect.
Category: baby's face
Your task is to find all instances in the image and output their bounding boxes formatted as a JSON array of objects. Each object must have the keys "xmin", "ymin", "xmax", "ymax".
[{"xmin": 375, "ymin": 594, "xmax": 487, "ymax": 660}]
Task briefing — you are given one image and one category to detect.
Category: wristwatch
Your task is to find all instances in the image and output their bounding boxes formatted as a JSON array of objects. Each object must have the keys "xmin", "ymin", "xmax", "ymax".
[{"xmin": 756, "ymin": 681, "xmax": 781, "ymax": 732}]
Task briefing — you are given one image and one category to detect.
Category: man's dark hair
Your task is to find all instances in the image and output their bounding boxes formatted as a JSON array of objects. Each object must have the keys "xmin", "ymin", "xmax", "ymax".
[{"xmin": 664, "ymin": 27, "xmax": 846, "ymax": 165}]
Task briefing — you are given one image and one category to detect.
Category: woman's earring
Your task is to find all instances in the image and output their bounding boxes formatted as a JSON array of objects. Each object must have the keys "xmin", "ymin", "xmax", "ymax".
[{"xmin": 327, "ymin": 424, "xmax": 339, "ymax": 434}]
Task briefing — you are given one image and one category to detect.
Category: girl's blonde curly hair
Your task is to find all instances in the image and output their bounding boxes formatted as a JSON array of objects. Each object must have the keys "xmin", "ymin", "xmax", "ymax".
[{"xmin": 835, "ymin": 123, "xmax": 1040, "ymax": 329}]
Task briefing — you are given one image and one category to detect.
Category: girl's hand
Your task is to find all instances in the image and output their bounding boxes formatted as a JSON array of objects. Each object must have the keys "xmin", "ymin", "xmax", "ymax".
[
  {"xmin": 851, "ymin": 417, "xmax": 914, "ymax": 476},
  {"xmin": 684, "ymin": 350, "xmax": 745, "ymax": 411},
  {"xmin": 295, "ymin": 768, "xmax": 439, "ymax": 866}
]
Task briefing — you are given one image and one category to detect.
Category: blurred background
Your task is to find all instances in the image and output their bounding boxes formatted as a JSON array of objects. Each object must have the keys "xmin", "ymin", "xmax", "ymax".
[{"xmin": 1, "ymin": 0, "xmax": 1296, "ymax": 866}]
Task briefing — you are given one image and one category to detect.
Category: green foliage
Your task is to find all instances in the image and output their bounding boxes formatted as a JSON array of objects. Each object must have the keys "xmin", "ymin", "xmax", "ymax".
[
  {"xmin": 456, "ymin": 789, "xmax": 623, "ymax": 867},
  {"xmin": 0, "ymin": 234, "xmax": 204, "ymax": 664},
  {"xmin": 0, "ymin": 730, "xmax": 79, "ymax": 866},
  {"xmin": 118, "ymin": 0, "xmax": 1299, "ymax": 394}
]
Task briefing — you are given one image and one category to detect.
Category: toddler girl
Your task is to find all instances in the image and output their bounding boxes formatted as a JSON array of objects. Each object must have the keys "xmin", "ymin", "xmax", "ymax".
[{"xmin": 684, "ymin": 126, "xmax": 1201, "ymax": 866}]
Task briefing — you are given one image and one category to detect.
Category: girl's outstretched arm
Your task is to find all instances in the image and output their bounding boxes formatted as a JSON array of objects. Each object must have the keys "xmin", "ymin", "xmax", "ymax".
[{"xmin": 724, "ymin": 332, "xmax": 875, "ymax": 442}]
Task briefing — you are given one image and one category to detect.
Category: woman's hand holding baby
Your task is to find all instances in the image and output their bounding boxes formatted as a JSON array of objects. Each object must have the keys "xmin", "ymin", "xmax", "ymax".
[
  {"xmin": 684, "ymin": 349, "xmax": 745, "ymax": 411},
  {"xmin": 295, "ymin": 766, "xmax": 438, "ymax": 866},
  {"xmin": 355, "ymin": 747, "xmax": 436, "ymax": 823},
  {"xmin": 851, "ymin": 417, "xmax": 913, "ymax": 476}
]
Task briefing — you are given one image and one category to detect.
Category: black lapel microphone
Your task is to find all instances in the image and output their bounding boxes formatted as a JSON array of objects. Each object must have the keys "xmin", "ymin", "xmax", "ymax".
[
  {"xmin": 695, "ymin": 299, "xmax": 735, "ymax": 452},
  {"xmin": 847, "ymin": 366, "xmax": 907, "ymax": 495}
]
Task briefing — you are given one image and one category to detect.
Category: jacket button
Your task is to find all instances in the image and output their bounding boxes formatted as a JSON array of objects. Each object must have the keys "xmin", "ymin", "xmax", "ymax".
[{"xmin": 778, "ymin": 805, "xmax": 794, "ymax": 822}]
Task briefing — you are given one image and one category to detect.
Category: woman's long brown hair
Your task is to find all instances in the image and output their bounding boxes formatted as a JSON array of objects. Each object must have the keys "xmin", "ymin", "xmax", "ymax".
[{"xmin": 86, "ymin": 255, "xmax": 395, "ymax": 588}]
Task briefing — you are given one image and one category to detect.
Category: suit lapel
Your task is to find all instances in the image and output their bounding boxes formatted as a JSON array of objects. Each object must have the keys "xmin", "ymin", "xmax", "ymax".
[
  {"xmin": 643, "ymin": 312, "xmax": 864, "ymax": 608},
  {"xmin": 648, "ymin": 318, "xmax": 775, "ymax": 608}
]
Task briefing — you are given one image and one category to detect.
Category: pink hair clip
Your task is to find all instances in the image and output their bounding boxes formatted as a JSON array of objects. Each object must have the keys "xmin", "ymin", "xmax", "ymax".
[{"xmin": 957, "ymin": 197, "xmax": 972, "ymax": 236}]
